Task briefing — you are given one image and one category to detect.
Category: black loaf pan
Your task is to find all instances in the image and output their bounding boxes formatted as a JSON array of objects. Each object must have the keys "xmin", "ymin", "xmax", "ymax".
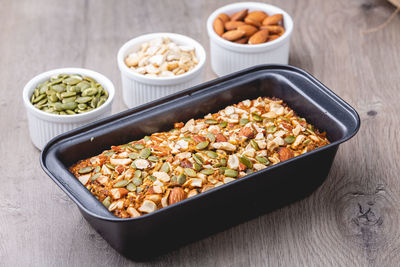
[{"xmin": 41, "ymin": 65, "xmax": 360, "ymax": 260}]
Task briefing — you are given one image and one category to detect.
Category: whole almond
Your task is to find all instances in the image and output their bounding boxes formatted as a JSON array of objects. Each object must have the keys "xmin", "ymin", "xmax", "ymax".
[
  {"xmin": 278, "ymin": 147, "xmax": 294, "ymax": 161},
  {"xmin": 216, "ymin": 133, "xmax": 227, "ymax": 142},
  {"xmin": 235, "ymin": 36, "xmax": 248, "ymax": 44},
  {"xmin": 239, "ymin": 126, "xmax": 255, "ymax": 138},
  {"xmin": 237, "ymin": 24, "xmax": 258, "ymax": 37},
  {"xmin": 230, "ymin": 9, "xmax": 248, "ymax": 21},
  {"xmin": 169, "ymin": 187, "xmax": 185, "ymax": 205},
  {"xmin": 262, "ymin": 14, "xmax": 283, "ymax": 25},
  {"xmin": 268, "ymin": 34, "xmax": 280, "ymax": 41},
  {"xmin": 248, "ymin": 29, "xmax": 269, "ymax": 44},
  {"xmin": 213, "ymin": 18, "xmax": 225, "ymax": 36},
  {"xmin": 224, "ymin": 20, "xmax": 246, "ymax": 31},
  {"xmin": 222, "ymin": 29, "xmax": 246, "ymax": 41},
  {"xmin": 244, "ymin": 16, "xmax": 262, "ymax": 27},
  {"xmin": 246, "ymin": 11, "xmax": 268, "ymax": 22},
  {"xmin": 217, "ymin": 13, "xmax": 230, "ymax": 23},
  {"xmin": 260, "ymin": 25, "xmax": 284, "ymax": 35}
]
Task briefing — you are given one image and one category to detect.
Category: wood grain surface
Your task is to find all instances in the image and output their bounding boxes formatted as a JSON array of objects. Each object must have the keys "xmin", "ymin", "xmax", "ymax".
[{"xmin": 1, "ymin": 0, "xmax": 400, "ymax": 266}]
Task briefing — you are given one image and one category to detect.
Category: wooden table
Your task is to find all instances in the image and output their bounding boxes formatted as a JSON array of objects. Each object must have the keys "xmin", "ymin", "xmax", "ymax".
[{"xmin": 1, "ymin": 0, "xmax": 399, "ymax": 265}]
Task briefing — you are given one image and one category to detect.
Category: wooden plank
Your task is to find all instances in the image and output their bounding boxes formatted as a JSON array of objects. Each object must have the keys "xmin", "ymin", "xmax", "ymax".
[{"xmin": 1, "ymin": 0, "xmax": 400, "ymax": 266}]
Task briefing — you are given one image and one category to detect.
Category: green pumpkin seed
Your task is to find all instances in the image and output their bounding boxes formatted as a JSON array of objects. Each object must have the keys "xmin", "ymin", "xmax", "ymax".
[
  {"xmin": 128, "ymin": 152, "xmax": 139, "ymax": 159},
  {"xmin": 143, "ymin": 136, "xmax": 150, "ymax": 142},
  {"xmin": 136, "ymin": 186, "xmax": 143, "ymax": 193},
  {"xmin": 206, "ymin": 151, "xmax": 218, "ymax": 159},
  {"xmin": 239, "ymin": 118, "xmax": 249, "ymax": 125},
  {"xmin": 97, "ymin": 98, "xmax": 106, "ymax": 108},
  {"xmin": 105, "ymin": 163, "xmax": 115, "ymax": 170},
  {"xmin": 220, "ymin": 158, "xmax": 227, "ymax": 166},
  {"xmin": 224, "ymin": 169, "xmax": 238, "ymax": 178},
  {"xmin": 171, "ymin": 175, "xmax": 178, "ymax": 184},
  {"xmin": 256, "ymin": 156, "xmax": 269, "ymax": 165},
  {"xmin": 62, "ymin": 102, "xmax": 78, "ymax": 110},
  {"xmin": 50, "ymin": 77, "xmax": 62, "ymax": 84},
  {"xmin": 250, "ymin": 140, "xmax": 259, "ymax": 150},
  {"xmin": 205, "ymin": 119, "xmax": 218, "ymax": 124},
  {"xmin": 52, "ymin": 84, "xmax": 66, "ymax": 93},
  {"xmin": 36, "ymin": 98, "xmax": 48, "ymax": 106},
  {"xmin": 94, "ymin": 166, "xmax": 101, "ymax": 173},
  {"xmin": 104, "ymin": 151, "xmax": 115, "ymax": 156},
  {"xmin": 34, "ymin": 88, "xmax": 40, "ymax": 97},
  {"xmin": 82, "ymin": 88, "xmax": 98, "ymax": 97},
  {"xmin": 267, "ymin": 125, "xmax": 277, "ymax": 133},
  {"xmin": 32, "ymin": 94, "xmax": 46, "ymax": 103},
  {"xmin": 181, "ymin": 136, "xmax": 193, "ymax": 142},
  {"xmin": 133, "ymin": 177, "xmax": 142, "ymax": 186},
  {"xmin": 54, "ymin": 102, "xmax": 64, "ymax": 111},
  {"xmin": 75, "ymin": 96, "xmax": 92, "ymax": 104},
  {"xmin": 77, "ymin": 103, "xmax": 87, "ymax": 110},
  {"xmin": 239, "ymin": 155, "xmax": 253, "ymax": 168},
  {"xmin": 134, "ymin": 170, "xmax": 142, "ymax": 178},
  {"xmin": 39, "ymin": 84, "xmax": 48, "ymax": 94},
  {"xmin": 219, "ymin": 121, "xmax": 228, "ymax": 128},
  {"xmin": 194, "ymin": 163, "xmax": 202, "ymax": 171},
  {"xmin": 280, "ymin": 116, "xmax": 290, "ymax": 122},
  {"xmin": 139, "ymin": 148, "xmax": 151, "ymax": 159},
  {"xmin": 114, "ymin": 180, "xmax": 129, "ymax": 188},
  {"xmin": 193, "ymin": 153, "xmax": 204, "ymax": 165},
  {"xmin": 184, "ymin": 168, "xmax": 197, "ymax": 177},
  {"xmin": 61, "ymin": 91, "xmax": 77, "ymax": 98},
  {"xmin": 91, "ymin": 173, "xmax": 101, "ymax": 181},
  {"xmin": 147, "ymin": 175, "xmax": 156, "ymax": 182},
  {"xmin": 201, "ymin": 169, "xmax": 214, "ymax": 175},
  {"xmin": 77, "ymin": 81, "xmax": 90, "ymax": 90},
  {"xmin": 160, "ymin": 162, "xmax": 170, "ymax": 173},
  {"xmin": 90, "ymin": 96, "xmax": 99, "ymax": 108},
  {"xmin": 64, "ymin": 76, "xmax": 82, "ymax": 85},
  {"xmin": 206, "ymin": 133, "xmax": 216, "ymax": 142},
  {"xmin": 78, "ymin": 166, "xmax": 93, "ymax": 174},
  {"xmin": 196, "ymin": 141, "xmax": 209, "ymax": 150},
  {"xmin": 177, "ymin": 174, "xmax": 186, "ymax": 185},
  {"xmin": 252, "ymin": 113, "xmax": 263, "ymax": 122},
  {"xmin": 246, "ymin": 169, "xmax": 254, "ymax": 175},
  {"xmin": 148, "ymin": 156, "xmax": 159, "ymax": 162},
  {"xmin": 133, "ymin": 143, "xmax": 145, "ymax": 150},
  {"xmin": 126, "ymin": 183, "xmax": 137, "ymax": 192},
  {"xmin": 48, "ymin": 94, "xmax": 58, "ymax": 102},
  {"xmin": 306, "ymin": 128, "xmax": 315, "ymax": 135},
  {"xmin": 284, "ymin": 135, "xmax": 295, "ymax": 144},
  {"xmin": 66, "ymin": 110, "xmax": 76, "ymax": 115},
  {"xmin": 62, "ymin": 96, "xmax": 76, "ymax": 103},
  {"xmin": 102, "ymin": 196, "xmax": 111, "ymax": 208}
]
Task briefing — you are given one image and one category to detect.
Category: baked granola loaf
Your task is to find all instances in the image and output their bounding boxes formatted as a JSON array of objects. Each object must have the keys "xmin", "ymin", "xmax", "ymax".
[{"xmin": 70, "ymin": 97, "xmax": 330, "ymax": 218}]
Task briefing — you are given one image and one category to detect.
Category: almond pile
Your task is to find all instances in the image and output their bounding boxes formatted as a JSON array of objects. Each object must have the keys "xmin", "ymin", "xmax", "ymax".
[
  {"xmin": 124, "ymin": 37, "xmax": 198, "ymax": 77},
  {"xmin": 213, "ymin": 9, "xmax": 285, "ymax": 45}
]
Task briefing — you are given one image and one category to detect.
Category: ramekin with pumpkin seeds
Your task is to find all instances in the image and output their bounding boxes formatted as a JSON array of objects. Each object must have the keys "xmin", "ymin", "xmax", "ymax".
[{"xmin": 23, "ymin": 68, "xmax": 115, "ymax": 150}]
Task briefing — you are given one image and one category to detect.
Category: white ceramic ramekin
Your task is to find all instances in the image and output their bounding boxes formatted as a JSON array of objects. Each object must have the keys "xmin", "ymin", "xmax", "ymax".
[
  {"xmin": 22, "ymin": 68, "xmax": 115, "ymax": 150},
  {"xmin": 207, "ymin": 2, "xmax": 293, "ymax": 77},
  {"xmin": 117, "ymin": 33, "xmax": 206, "ymax": 108}
]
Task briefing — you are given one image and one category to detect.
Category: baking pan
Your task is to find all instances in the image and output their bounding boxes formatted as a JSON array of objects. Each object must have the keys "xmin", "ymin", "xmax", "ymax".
[{"xmin": 41, "ymin": 65, "xmax": 360, "ymax": 260}]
